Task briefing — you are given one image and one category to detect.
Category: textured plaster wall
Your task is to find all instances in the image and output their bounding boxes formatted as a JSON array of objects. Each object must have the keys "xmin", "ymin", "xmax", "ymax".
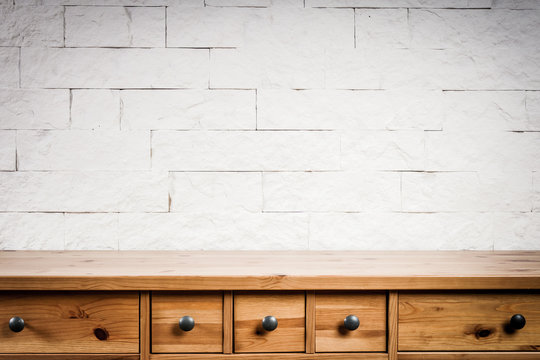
[{"xmin": 0, "ymin": 0, "xmax": 539, "ymax": 250}]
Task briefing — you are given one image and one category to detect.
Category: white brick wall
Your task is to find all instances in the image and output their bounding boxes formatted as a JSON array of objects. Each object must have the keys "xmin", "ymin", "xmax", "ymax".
[{"xmin": 1, "ymin": 0, "xmax": 539, "ymax": 251}]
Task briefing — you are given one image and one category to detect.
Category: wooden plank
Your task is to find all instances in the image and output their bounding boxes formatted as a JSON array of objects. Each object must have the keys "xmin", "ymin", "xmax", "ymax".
[
  {"xmin": 140, "ymin": 291, "xmax": 150, "ymax": 360},
  {"xmin": 387, "ymin": 291, "xmax": 398, "ymax": 360},
  {"xmin": 234, "ymin": 291, "xmax": 305, "ymax": 353},
  {"xmin": 223, "ymin": 291, "xmax": 233, "ymax": 354},
  {"xmin": 0, "ymin": 355, "xmax": 139, "ymax": 360},
  {"xmin": 151, "ymin": 292, "xmax": 223, "ymax": 353},
  {"xmin": 398, "ymin": 353, "xmax": 540, "ymax": 360},
  {"xmin": 306, "ymin": 291, "xmax": 316, "ymax": 353},
  {"xmin": 0, "ymin": 251, "xmax": 538, "ymax": 290},
  {"xmin": 315, "ymin": 291, "xmax": 386, "ymax": 352},
  {"xmin": 0, "ymin": 291, "xmax": 139, "ymax": 354},
  {"xmin": 399, "ymin": 292, "xmax": 540, "ymax": 351},
  {"xmin": 150, "ymin": 354, "xmax": 388, "ymax": 360}
]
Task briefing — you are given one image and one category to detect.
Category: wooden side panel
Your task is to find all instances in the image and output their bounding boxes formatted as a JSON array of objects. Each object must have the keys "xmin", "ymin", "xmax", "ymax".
[
  {"xmin": 140, "ymin": 291, "xmax": 151, "ymax": 360},
  {"xmin": 150, "ymin": 354, "xmax": 389, "ymax": 360},
  {"xmin": 234, "ymin": 291, "xmax": 305, "ymax": 353},
  {"xmin": 223, "ymin": 291, "xmax": 233, "ymax": 354},
  {"xmin": 398, "ymin": 353, "xmax": 540, "ymax": 360},
  {"xmin": 399, "ymin": 292, "xmax": 540, "ymax": 351},
  {"xmin": 152, "ymin": 292, "xmax": 223, "ymax": 353},
  {"xmin": 306, "ymin": 291, "xmax": 316, "ymax": 354},
  {"xmin": 315, "ymin": 292, "xmax": 386, "ymax": 352},
  {"xmin": 0, "ymin": 292, "xmax": 139, "ymax": 354},
  {"xmin": 388, "ymin": 291, "xmax": 398, "ymax": 360}
]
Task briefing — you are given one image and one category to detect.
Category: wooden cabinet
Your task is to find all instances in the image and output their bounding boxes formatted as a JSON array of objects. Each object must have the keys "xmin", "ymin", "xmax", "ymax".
[
  {"xmin": 399, "ymin": 292, "xmax": 540, "ymax": 352},
  {"xmin": 234, "ymin": 291, "xmax": 305, "ymax": 353},
  {"xmin": 0, "ymin": 251, "xmax": 539, "ymax": 360},
  {"xmin": 315, "ymin": 291, "xmax": 387, "ymax": 352},
  {"xmin": 0, "ymin": 291, "xmax": 139, "ymax": 354},
  {"xmin": 151, "ymin": 292, "xmax": 223, "ymax": 353}
]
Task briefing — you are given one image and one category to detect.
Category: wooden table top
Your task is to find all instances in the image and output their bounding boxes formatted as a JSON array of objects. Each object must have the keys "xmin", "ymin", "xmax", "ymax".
[{"xmin": 0, "ymin": 251, "xmax": 539, "ymax": 290}]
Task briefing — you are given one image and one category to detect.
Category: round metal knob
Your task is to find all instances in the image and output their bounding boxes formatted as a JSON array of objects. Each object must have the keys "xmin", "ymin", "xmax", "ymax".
[
  {"xmin": 344, "ymin": 315, "xmax": 360, "ymax": 331},
  {"xmin": 9, "ymin": 316, "xmax": 25, "ymax": 333},
  {"xmin": 510, "ymin": 314, "xmax": 526, "ymax": 330},
  {"xmin": 262, "ymin": 315, "xmax": 278, "ymax": 331},
  {"xmin": 179, "ymin": 316, "xmax": 195, "ymax": 331}
]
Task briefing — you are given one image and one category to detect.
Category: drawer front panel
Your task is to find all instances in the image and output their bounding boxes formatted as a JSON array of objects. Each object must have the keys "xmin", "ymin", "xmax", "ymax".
[
  {"xmin": 0, "ymin": 292, "xmax": 139, "ymax": 354},
  {"xmin": 315, "ymin": 292, "xmax": 386, "ymax": 352},
  {"xmin": 152, "ymin": 292, "xmax": 223, "ymax": 353},
  {"xmin": 234, "ymin": 291, "xmax": 305, "ymax": 353},
  {"xmin": 399, "ymin": 292, "xmax": 540, "ymax": 351}
]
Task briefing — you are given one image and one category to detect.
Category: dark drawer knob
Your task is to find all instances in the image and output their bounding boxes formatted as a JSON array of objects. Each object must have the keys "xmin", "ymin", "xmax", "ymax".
[
  {"xmin": 344, "ymin": 315, "xmax": 360, "ymax": 331},
  {"xmin": 179, "ymin": 316, "xmax": 195, "ymax": 331},
  {"xmin": 9, "ymin": 316, "xmax": 25, "ymax": 332},
  {"xmin": 510, "ymin": 314, "xmax": 526, "ymax": 330},
  {"xmin": 262, "ymin": 315, "xmax": 278, "ymax": 331}
]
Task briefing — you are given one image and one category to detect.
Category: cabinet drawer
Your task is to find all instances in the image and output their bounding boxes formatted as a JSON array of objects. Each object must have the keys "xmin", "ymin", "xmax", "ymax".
[
  {"xmin": 399, "ymin": 292, "xmax": 540, "ymax": 351},
  {"xmin": 315, "ymin": 292, "xmax": 386, "ymax": 352},
  {"xmin": 152, "ymin": 292, "xmax": 223, "ymax": 353},
  {"xmin": 0, "ymin": 292, "xmax": 139, "ymax": 354},
  {"xmin": 234, "ymin": 291, "xmax": 305, "ymax": 353}
]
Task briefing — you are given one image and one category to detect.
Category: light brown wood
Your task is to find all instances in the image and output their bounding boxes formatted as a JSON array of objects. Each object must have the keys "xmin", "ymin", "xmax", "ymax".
[
  {"xmin": 399, "ymin": 292, "xmax": 540, "ymax": 351},
  {"xmin": 0, "ymin": 355, "xmax": 140, "ymax": 360},
  {"xmin": 151, "ymin": 292, "xmax": 223, "ymax": 353},
  {"xmin": 140, "ymin": 291, "xmax": 151, "ymax": 360},
  {"xmin": 398, "ymin": 353, "xmax": 540, "ymax": 359},
  {"xmin": 306, "ymin": 291, "xmax": 316, "ymax": 354},
  {"xmin": 150, "ymin": 354, "xmax": 389, "ymax": 360},
  {"xmin": 387, "ymin": 291, "xmax": 398, "ymax": 360},
  {"xmin": 0, "ymin": 291, "xmax": 139, "ymax": 354},
  {"xmin": 223, "ymin": 291, "xmax": 233, "ymax": 354},
  {"xmin": 315, "ymin": 292, "xmax": 386, "ymax": 352},
  {"xmin": 234, "ymin": 291, "xmax": 305, "ymax": 353},
  {"xmin": 0, "ymin": 251, "xmax": 539, "ymax": 290}
]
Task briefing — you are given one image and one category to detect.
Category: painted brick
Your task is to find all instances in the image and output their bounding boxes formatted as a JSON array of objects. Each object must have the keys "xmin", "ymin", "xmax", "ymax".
[
  {"xmin": 21, "ymin": 48, "xmax": 209, "ymax": 88},
  {"xmin": 205, "ymin": 0, "xmax": 303, "ymax": 6},
  {"xmin": 210, "ymin": 47, "xmax": 325, "ymax": 89},
  {"xmin": 0, "ymin": 47, "xmax": 18, "ymax": 87},
  {"xmin": 0, "ymin": 213, "xmax": 64, "ymax": 250},
  {"xmin": 341, "ymin": 130, "xmax": 425, "ymax": 171},
  {"xmin": 0, "ymin": 171, "xmax": 168, "ymax": 212},
  {"xmin": 526, "ymin": 91, "xmax": 540, "ymax": 130},
  {"xmin": 0, "ymin": 89, "xmax": 70, "ymax": 130},
  {"xmin": 306, "ymin": 0, "xmax": 492, "ymax": 8},
  {"xmin": 426, "ymin": 131, "xmax": 540, "ymax": 171},
  {"xmin": 0, "ymin": 130, "xmax": 15, "ymax": 170},
  {"xmin": 119, "ymin": 212, "xmax": 309, "ymax": 250},
  {"xmin": 0, "ymin": 6, "xmax": 63, "ymax": 46},
  {"xmin": 65, "ymin": 6, "xmax": 165, "ymax": 47},
  {"xmin": 402, "ymin": 171, "xmax": 532, "ymax": 212},
  {"xmin": 121, "ymin": 90, "xmax": 255, "ymax": 130},
  {"xmin": 18, "ymin": 0, "xmax": 202, "ymax": 5},
  {"xmin": 168, "ymin": 7, "xmax": 353, "ymax": 49},
  {"xmin": 263, "ymin": 171, "xmax": 400, "ymax": 212},
  {"xmin": 325, "ymin": 48, "xmax": 540, "ymax": 90},
  {"xmin": 534, "ymin": 171, "xmax": 540, "ymax": 212},
  {"xmin": 493, "ymin": 213, "xmax": 540, "ymax": 250},
  {"xmin": 170, "ymin": 172, "xmax": 262, "ymax": 212},
  {"xmin": 65, "ymin": 213, "xmax": 119, "ymax": 250},
  {"xmin": 410, "ymin": 9, "xmax": 540, "ymax": 50},
  {"xmin": 257, "ymin": 89, "xmax": 443, "ymax": 130},
  {"xmin": 152, "ymin": 131, "xmax": 340, "ymax": 171},
  {"xmin": 71, "ymin": 90, "xmax": 120, "ymax": 130},
  {"xmin": 443, "ymin": 91, "xmax": 533, "ymax": 131},
  {"xmin": 17, "ymin": 130, "xmax": 150, "ymax": 170},
  {"xmin": 492, "ymin": 0, "xmax": 540, "ymax": 9},
  {"xmin": 309, "ymin": 212, "xmax": 495, "ymax": 250},
  {"xmin": 355, "ymin": 9, "xmax": 409, "ymax": 48}
]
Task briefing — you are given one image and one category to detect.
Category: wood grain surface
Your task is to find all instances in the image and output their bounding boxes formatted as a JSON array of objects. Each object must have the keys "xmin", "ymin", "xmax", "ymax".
[
  {"xmin": 234, "ymin": 291, "xmax": 305, "ymax": 353},
  {"xmin": 0, "ymin": 292, "xmax": 139, "ymax": 353},
  {"xmin": 398, "ymin": 353, "xmax": 540, "ymax": 360},
  {"xmin": 0, "ymin": 251, "xmax": 539, "ymax": 290},
  {"xmin": 399, "ymin": 292, "xmax": 540, "ymax": 351},
  {"xmin": 315, "ymin": 292, "xmax": 386, "ymax": 352},
  {"xmin": 150, "ymin": 354, "xmax": 389, "ymax": 360},
  {"xmin": 151, "ymin": 292, "xmax": 223, "ymax": 353}
]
